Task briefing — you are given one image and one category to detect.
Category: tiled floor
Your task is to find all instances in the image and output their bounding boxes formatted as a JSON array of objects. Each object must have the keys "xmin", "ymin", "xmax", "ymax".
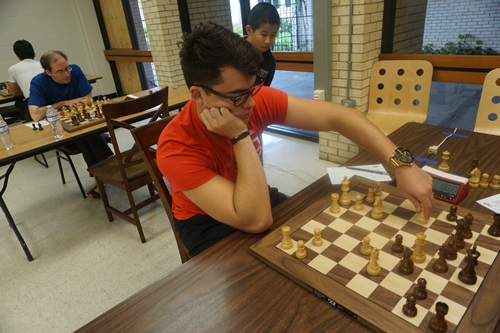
[{"xmin": 0, "ymin": 125, "xmax": 337, "ymax": 332}]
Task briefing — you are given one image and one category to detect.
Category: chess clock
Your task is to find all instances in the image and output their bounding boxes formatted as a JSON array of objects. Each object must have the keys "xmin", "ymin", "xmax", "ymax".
[{"xmin": 422, "ymin": 166, "xmax": 470, "ymax": 204}]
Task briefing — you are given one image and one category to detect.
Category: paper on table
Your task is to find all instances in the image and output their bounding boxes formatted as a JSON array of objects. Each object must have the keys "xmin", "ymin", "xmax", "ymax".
[
  {"xmin": 327, "ymin": 164, "xmax": 392, "ymax": 185},
  {"xmin": 477, "ymin": 193, "xmax": 500, "ymax": 214},
  {"xmin": 25, "ymin": 120, "xmax": 49, "ymax": 128}
]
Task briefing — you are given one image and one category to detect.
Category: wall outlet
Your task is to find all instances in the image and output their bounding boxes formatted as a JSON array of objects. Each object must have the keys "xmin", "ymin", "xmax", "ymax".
[
  {"xmin": 341, "ymin": 98, "xmax": 356, "ymax": 108},
  {"xmin": 314, "ymin": 89, "xmax": 325, "ymax": 101}
]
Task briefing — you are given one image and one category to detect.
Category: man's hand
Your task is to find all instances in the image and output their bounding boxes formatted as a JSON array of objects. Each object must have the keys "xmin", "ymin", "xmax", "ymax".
[
  {"xmin": 199, "ymin": 107, "xmax": 248, "ymax": 139},
  {"xmin": 394, "ymin": 165, "xmax": 435, "ymax": 219}
]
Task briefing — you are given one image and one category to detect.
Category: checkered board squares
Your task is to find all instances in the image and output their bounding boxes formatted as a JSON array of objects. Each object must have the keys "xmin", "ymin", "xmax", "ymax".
[
  {"xmin": 252, "ymin": 178, "xmax": 500, "ymax": 333},
  {"xmin": 59, "ymin": 110, "xmax": 105, "ymax": 132}
]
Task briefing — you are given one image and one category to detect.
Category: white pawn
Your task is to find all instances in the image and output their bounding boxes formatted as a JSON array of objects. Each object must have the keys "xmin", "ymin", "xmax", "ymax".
[
  {"xmin": 366, "ymin": 188, "xmax": 375, "ymax": 203},
  {"xmin": 312, "ymin": 228, "xmax": 323, "ymax": 247},
  {"xmin": 375, "ymin": 183, "xmax": 382, "ymax": 197},
  {"xmin": 360, "ymin": 236, "xmax": 372, "ymax": 255},
  {"xmin": 354, "ymin": 194, "xmax": 364, "ymax": 211},
  {"xmin": 479, "ymin": 173, "xmax": 490, "ymax": 188},
  {"xmin": 490, "ymin": 175, "xmax": 500, "ymax": 190},
  {"xmin": 330, "ymin": 193, "xmax": 340, "ymax": 214},
  {"xmin": 367, "ymin": 247, "xmax": 381, "ymax": 276},
  {"xmin": 295, "ymin": 240, "xmax": 307, "ymax": 259}
]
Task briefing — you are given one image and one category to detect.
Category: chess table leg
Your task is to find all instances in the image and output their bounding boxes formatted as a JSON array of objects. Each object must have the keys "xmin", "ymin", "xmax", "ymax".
[{"xmin": 0, "ymin": 163, "xmax": 34, "ymax": 261}]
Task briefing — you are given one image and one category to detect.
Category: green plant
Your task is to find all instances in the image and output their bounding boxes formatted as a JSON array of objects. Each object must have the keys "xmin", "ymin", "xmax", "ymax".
[{"xmin": 422, "ymin": 34, "xmax": 497, "ymax": 55}]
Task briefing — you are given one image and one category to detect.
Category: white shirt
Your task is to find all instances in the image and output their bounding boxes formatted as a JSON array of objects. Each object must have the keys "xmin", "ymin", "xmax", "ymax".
[{"xmin": 7, "ymin": 59, "xmax": 43, "ymax": 98}]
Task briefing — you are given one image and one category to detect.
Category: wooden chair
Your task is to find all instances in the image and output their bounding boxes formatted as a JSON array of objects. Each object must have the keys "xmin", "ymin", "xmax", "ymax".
[
  {"xmin": 88, "ymin": 86, "xmax": 169, "ymax": 243},
  {"xmin": 131, "ymin": 116, "xmax": 191, "ymax": 263},
  {"xmin": 366, "ymin": 60, "xmax": 433, "ymax": 135},
  {"xmin": 474, "ymin": 68, "xmax": 500, "ymax": 136}
]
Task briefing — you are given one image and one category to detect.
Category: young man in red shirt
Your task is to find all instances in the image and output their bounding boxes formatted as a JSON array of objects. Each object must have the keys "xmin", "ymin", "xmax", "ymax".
[{"xmin": 157, "ymin": 23, "xmax": 434, "ymax": 257}]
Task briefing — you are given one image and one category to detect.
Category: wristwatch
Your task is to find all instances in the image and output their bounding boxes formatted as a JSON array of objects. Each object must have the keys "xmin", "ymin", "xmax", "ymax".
[{"xmin": 387, "ymin": 147, "xmax": 414, "ymax": 177}]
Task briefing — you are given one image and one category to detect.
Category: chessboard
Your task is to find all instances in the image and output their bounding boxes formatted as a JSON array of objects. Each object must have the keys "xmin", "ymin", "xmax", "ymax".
[
  {"xmin": 58, "ymin": 106, "xmax": 106, "ymax": 132},
  {"xmin": 250, "ymin": 176, "xmax": 500, "ymax": 333},
  {"xmin": 0, "ymin": 89, "xmax": 12, "ymax": 97}
]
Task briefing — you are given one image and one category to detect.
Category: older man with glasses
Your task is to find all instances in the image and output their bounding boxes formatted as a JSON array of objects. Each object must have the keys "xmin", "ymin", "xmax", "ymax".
[{"xmin": 29, "ymin": 50, "xmax": 113, "ymax": 198}]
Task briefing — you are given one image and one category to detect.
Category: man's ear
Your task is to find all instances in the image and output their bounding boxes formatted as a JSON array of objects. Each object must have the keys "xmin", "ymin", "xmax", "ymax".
[
  {"xmin": 190, "ymin": 86, "xmax": 204, "ymax": 104},
  {"xmin": 245, "ymin": 25, "xmax": 253, "ymax": 36}
]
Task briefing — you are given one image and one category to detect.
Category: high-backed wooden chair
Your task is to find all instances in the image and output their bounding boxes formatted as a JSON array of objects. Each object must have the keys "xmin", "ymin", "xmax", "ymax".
[
  {"xmin": 131, "ymin": 116, "xmax": 191, "ymax": 263},
  {"xmin": 88, "ymin": 86, "xmax": 169, "ymax": 243},
  {"xmin": 366, "ymin": 60, "xmax": 433, "ymax": 135},
  {"xmin": 474, "ymin": 68, "xmax": 500, "ymax": 136}
]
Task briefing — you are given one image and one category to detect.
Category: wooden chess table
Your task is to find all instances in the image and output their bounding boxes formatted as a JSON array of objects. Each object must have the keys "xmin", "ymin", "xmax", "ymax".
[{"xmin": 76, "ymin": 122, "xmax": 500, "ymax": 333}]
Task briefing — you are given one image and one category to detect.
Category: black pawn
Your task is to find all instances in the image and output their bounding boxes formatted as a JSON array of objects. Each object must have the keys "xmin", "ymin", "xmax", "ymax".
[
  {"xmin": 446, "ymin": 205, "xmax": 457, "ymax": 222},
  {"xmin": 428, "ymin": 302, "xmax": 449, "ymax": 333},
  {"xmin": 412, "ymin": 278, "xmax": 427, "ymax": 300},
  {"xmin": 444, "ymin": 235, "xmax": 458, "ymax": 261},
  {"xmin": 37, "ymin": 122, "xmax": 43, "ymax": 130},
  {"xmin": 463, "ymin": 213, "xmax": 473, "ymax": 239},
  {"xmin": 432, "ymin": 244, "xmax": 449, "ymax": 273},
  {"xmin": 391, "ymin": 234, "xmax": 404, "ymax": 253},
  {"xmin": 398, "ymin": 247, "xmax": 414, "ymax": 275},
  {"xmin": 402, "ymin": 294, "xmax": 417, "ymax": 317},
  {"xmin": 32, "ymin": 123, "xmax": 37, "ymax": 130},
  {"xmin": 454, "ymin": 220, "xmax": 466, "ymax": 250},
  {"xmin": 458, "ymin": 244, "xmax": 480, "ymax": 285},
  {"xmin": 488, "ymin": 213, "xmax": 500, "ymax": 237}
]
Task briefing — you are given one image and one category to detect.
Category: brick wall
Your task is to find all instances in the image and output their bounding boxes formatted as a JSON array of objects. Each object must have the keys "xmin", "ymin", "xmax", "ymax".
[
  {"xmin": 141, "ymin": 0, "xmax": 186, "ymax": 87},
  {"xmin": 140, "ymin": 0, "xmax": 233, "ymax": 88},
  {"xmin": 393, "ymin": 0, "xmax": 427, "ymax": 54},
  {"xmin": 320, "ymin": 0, "xmax": 385, "ymax": 164},
  {"xmin": 188, "ymin": 0, "xmax": 232, "ymax": 30},
  {"xmin": 423, "ymin": 0, "xmax": 500, "ymax": 53}
]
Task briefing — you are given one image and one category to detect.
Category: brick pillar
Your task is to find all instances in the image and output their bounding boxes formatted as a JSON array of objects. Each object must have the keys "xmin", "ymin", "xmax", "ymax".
[
  {"xmin": 319, "ymin": 0, "xmax": 384, "ymax": 164},
  {"xmin": 141, "ymin": 0, "xmax": 186, "ymax": 88}
]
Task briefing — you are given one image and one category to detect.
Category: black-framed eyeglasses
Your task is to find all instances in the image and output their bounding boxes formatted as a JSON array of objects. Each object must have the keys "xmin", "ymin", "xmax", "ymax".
[
  {"xmin": 194, "ymin": 78, "xmax": 264, "ymax": 107},
  {"xmin": 52, "ymin": 66, "xmax": 72, "ymax": 76}
]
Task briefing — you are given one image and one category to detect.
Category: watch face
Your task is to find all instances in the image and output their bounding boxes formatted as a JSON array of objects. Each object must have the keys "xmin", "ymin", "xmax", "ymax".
[{"xmin": 395, "ymin": 148, "xmax": 414, "ymax": 163}]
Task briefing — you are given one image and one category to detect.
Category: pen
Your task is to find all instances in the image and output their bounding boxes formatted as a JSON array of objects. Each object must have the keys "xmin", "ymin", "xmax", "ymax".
[{"xmin": 346, "ymin": 166, "xmax": 389, "ymax": 175}]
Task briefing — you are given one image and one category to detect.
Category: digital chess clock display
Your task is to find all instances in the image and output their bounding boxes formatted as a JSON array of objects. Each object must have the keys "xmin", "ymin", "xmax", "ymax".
[
  {"xmin": 422, "ymin": 166, "xmax": 469, "ymax": 204},
  {"xmin": 432, "ymin": 178, "xmax": 461, "ymax": 200}
]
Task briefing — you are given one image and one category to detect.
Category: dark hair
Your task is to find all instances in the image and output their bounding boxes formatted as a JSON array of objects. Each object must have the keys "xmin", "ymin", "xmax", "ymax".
[
  {"xmin": 179, "ymin": 22, "xmax": 262, "ymax": 88},
  {"xmin": 40, "ymin": 50, "xmax": 68, "ymax": 71},
  {"xmin": 247, "ymin": 3, "xmax": 280, "ymax": 30},
  {"xmin": 13, "ymin": 40, "xmax": 35, "ymax": 60}
]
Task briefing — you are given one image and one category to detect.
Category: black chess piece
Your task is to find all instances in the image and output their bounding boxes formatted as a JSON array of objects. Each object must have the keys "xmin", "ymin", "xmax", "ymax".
[
  {"xmin": 458, "ymin": 244, "xmax": 481, "ymax": 285},
  {"xmin": 463, "ymin": 213, "xmax": 473, "ymax": 239},
  {"xmin": 412, "ymin": 278, "xmax": 427, "ymax": 300},
  {"xmin": 402, "ymin": 294, "xmax": 417, "ymax": 317},
  {"xmin": 398, "ymin": 247, "xmax": 414, "ymax": 275},
  {"xmin": 391, "ymin": 234, "xmax": 404, "ymax": 253},
  {"xmin": 454, "ymin": 220, "xmax": 466, "ymax": 250},
  {"xmin": 432, "ymin": 244, "xmax": 449, "ymax": 273},
  {"xmin": 37, "ymin": 122, "xmax": 43, "ymax": 130},
  {"xmin": 32, "ymin": 123, "xmax": 37, "ymax": 130},
  {"xmin": 488, "ymin": 213, "xmax": 500, "ymax": 237},
  {"xmin": 444, "ymin": 235, "xmax": 458, "ymax": 261},
  {"xmin": 428, "ymin": 302, "xmax": 449, "ymax": 333},
  {"xmin": 446, "ymin": 205, "xmax": 457, "ymax": 222}
]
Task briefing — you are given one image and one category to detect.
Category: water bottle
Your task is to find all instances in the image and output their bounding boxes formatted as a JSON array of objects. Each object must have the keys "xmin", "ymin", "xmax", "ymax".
[
  {"xmin": 0, "ymin": 114, "xmax": 15, "ymax": 150},
  {"xmin": 46, "ymin": 105, "xmax": 65, "ymax": 139}
]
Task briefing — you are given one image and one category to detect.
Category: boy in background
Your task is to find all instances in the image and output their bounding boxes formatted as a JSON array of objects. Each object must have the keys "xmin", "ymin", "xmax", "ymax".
[{"xmin": 245, "ymin": 2, "xmax": 280, "ymax": 86}]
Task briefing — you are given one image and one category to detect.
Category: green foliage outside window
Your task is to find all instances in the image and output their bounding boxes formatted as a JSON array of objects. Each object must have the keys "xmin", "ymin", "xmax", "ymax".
[{"xmin": 422, "ymin": 34, "xmax": 497, "ymax": 55}]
